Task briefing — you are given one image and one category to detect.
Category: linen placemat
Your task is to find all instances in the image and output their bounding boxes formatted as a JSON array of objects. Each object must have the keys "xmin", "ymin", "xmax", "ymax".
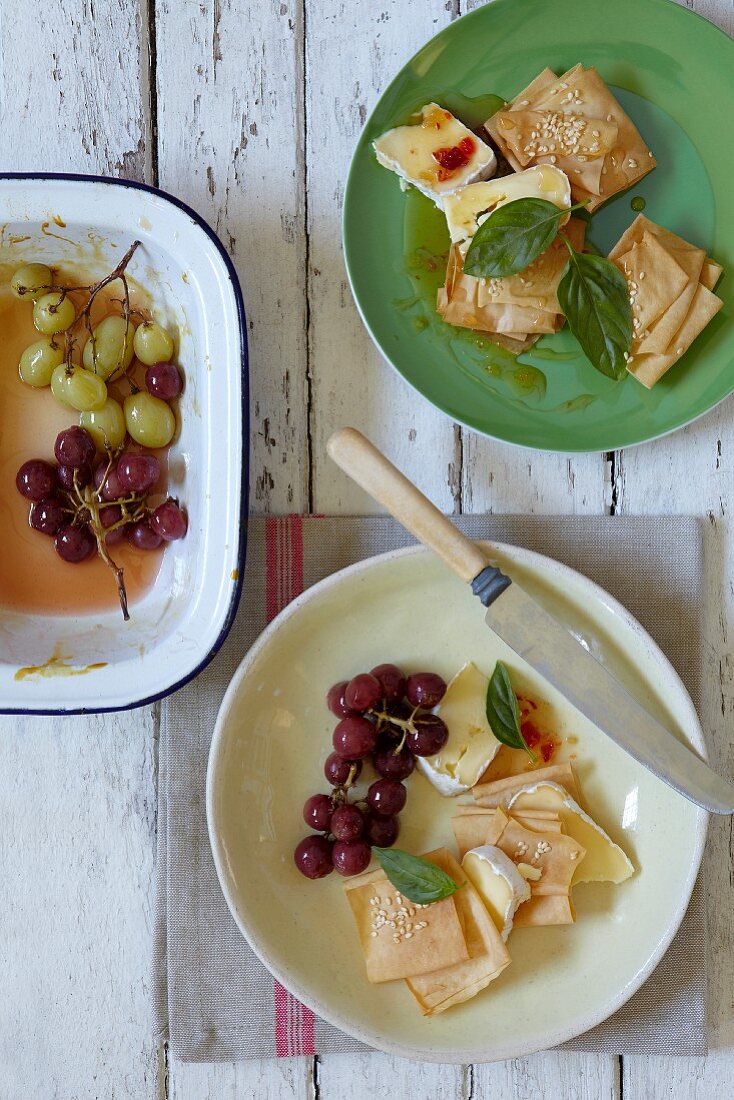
[{"xmin": 154, "ymin": 514, "xmax": 708, "ymax": 1061}]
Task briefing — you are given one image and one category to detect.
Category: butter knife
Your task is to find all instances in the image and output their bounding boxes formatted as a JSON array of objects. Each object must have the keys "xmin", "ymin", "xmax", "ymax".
[{"xmin": 327, "ymin": 427, "xmax": 734, "ymax": 815}]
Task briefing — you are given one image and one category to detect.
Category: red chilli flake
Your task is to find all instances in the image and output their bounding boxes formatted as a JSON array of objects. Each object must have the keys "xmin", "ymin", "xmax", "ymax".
[{"xmin": 432, "ymin": 136, "xmax": 476, "ymax": 179}]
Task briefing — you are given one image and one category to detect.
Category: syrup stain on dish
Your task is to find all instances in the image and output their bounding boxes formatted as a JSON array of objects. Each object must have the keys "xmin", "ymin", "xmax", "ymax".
[{"xmin": 14, "ymin": 651, "xmax": 108, "ymax": 680}]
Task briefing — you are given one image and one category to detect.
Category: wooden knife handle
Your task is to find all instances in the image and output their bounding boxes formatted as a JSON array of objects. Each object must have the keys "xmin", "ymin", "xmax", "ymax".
[{"xmin": 327, "ymin": 428, "xmax": 490, "ymax": 583}]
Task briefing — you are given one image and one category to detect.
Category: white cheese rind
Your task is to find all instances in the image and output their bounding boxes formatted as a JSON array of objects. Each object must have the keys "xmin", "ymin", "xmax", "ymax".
[
  {"xmin": 416, "ymin": 662, "xmax": 502, "ymax": 796},
  {"xmin": 507, "ymin": 781, "xmax": 635, "ymax": 885},
  {"xmin": 373, "ymin": 103, "xmax": 497, "ymax": 208},
  {"xmin": 444, "ymin": 165, "xmax": 572, "ymax": 255},
  {"xmin": 462, "ymin": 844, "xmax": 531, "ymax": 940}
]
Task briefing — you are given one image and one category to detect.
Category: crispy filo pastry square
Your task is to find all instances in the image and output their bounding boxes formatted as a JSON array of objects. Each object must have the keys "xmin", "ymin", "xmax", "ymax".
[
  {"xmin": 404, "ymin": 848, "xmax": 511, "ymax": 1016},
  {"xmin": 452, "ymin": 807, "xmax": 562, "ymax": 858},
  {"xmin": 485, "ymin": 64, "xmax": 655, "ymax": 211},
  {"xmin": 344, "ymin": 864, "xmax": 469, "ymax": 983},
  {"xmin": 472, "ymin": 762, "xmax": 581, "ymax": 808},
  {"xmin": 437, "ymin": 217, "xmax": 586, "ymax": 337},
  {"xmin": 484, "ymin": 809, "xmax": 585, "ymax": 926},
  {"xmin": 608, "ymin": 214, "xmax": 723, "ymax": 387}
]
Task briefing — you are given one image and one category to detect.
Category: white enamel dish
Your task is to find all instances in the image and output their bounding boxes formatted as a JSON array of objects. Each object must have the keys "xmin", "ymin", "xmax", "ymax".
[
  {"xmin": 0, "ymin": 174, "xmax": 247, "ymax": 713},
  {"xmin": 207, "ymin": 542, "xmax": 706, "ymax": 1063}
]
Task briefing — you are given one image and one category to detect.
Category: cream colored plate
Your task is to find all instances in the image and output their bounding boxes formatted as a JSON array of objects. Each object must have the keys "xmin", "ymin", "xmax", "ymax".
[{"xmin": 207, "ymin": 543, "xmax": 706, "ymax": 1063}]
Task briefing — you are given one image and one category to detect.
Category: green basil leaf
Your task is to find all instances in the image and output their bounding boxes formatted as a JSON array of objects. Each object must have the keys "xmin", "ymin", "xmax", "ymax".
[
  {"xmin": 486, "ymin": 661, "xmax": 535, "ymax": 760},
  {"xmin": 557, "ymin": 248, "xmax": 632, "ymax": 380},
  {"xmin": 464, "ymin": 197, "xmax": 573, "ymax": 279},
  {"xmin": 372, "ymin": 847, "xmax": 461, "ymax": 905}
]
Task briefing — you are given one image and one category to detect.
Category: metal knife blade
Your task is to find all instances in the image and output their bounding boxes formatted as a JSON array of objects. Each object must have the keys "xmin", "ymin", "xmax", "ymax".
[{"xmin": 484, "ymin": 581, "xmax": 734, "ymax": 815}]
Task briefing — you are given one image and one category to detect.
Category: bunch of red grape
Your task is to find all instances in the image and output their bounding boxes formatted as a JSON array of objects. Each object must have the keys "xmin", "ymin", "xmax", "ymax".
[
  {"xmin": 293, "ymin": 664, "xmax": 449, "ymax": 880},
  {"xmin": 16, "ymin": 424, "xmax": 187, "ymax": 565}
]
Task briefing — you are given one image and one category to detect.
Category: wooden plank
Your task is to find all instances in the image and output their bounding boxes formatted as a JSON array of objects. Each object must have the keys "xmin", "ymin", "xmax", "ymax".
[
  {"xmin": 155, "ymin": 0, "xmax": 310, "ymax": 514},
  {"xmin": 0, "ymin": 0, "xmax": 151, "ymax": 178},
  {"xmin": 474, "ymin": 1054, "xmax": 620, "ymax": 1098},
  {"xmin": 317, "ymin": 1053, "xmax": 468, "ymax": 1100},
  {"xmin": 0, "ymin": 3, "xmax": 158, "ymax": 1098},
  {"xmin": 168, "ymin": 1057, "xmax": 312, "ymax": 1100},
  {"xmin": 306, "ymin": 0, "xmax": 461, "ymax": 515}
]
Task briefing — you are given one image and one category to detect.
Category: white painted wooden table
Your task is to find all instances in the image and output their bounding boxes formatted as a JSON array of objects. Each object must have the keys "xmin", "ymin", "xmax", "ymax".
[{"xmin": 1, "ymin": 0, "xmax": 732, "ymax": 1096}]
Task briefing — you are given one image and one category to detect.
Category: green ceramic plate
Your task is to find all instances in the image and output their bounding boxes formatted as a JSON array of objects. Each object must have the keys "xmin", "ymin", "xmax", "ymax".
[{"xmin": 342, "ymin": 0, "xmax": 733, "ymax": 452}]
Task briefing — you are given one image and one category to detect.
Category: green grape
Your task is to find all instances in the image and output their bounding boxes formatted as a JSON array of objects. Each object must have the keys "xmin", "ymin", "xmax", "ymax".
[
  {"xmin": 123, "ymin": 392, "xmax": 175, "ymax": 448},
  {"xmin": 11, "ymin": 262, "xmax": 53, "ymax": 300},
  {"xmin": 33, "ymin": 291, "xmax": 76, "ymax": 335},
  {"xmin": 79, "ymin": 398, "xmax": 127, "ymax": 451},
  {"xmin": 82, "ymin": 314, "xmax": 135, "ymax": 380},
  {"xmin": 51, "ymin": 364, "xmax": 107, "ymax": 412},
  {"xmin": 19, "ymin": 337, "xmax": 65, "ymax": 387},
  {"xmin": 133, "ymin": 321, "xmax": 174, "ymax": 366}
]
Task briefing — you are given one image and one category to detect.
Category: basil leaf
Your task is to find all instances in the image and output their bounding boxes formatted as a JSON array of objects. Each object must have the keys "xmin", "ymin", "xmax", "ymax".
[
  {"xmin": 486, "ymin": 661, "xmax": 535, "ymax": 760},
  {"xmin": 372, "ymin": 847, "xmax": 461, "ymax": 904},
  {"xmin": 557, "ymin": 248, "xmax": 632, "ymax": 380},
  {"xmin": 464, "ymin": 197, "xmax": 575, "ymax": 279}
]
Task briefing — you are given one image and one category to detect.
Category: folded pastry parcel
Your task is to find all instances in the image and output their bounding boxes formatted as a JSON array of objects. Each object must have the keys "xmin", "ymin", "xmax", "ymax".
[
  {"xmin": 404, "ymin": 848, "xmax": 511, "ymax": 1016},
  {"xmin": 472, "ymin": 761, "xmax": 581, "ymax": 807},
  {"xmin": 344, "ymin": 863, "xmax": 469, "ymax": 983},
  {"xmin": 436, "ymin": 216, "xmax": 586, "ymax": 344},
  {"xmin": 608, "ymin": 214, "xmax": 723, "ymax": 388},
  {"xmin": 452, "ymin": 805, "xmax": 562, "ymax": 859},
  {"xmin": 345, "ymin": 848, "xmax": 511, "ymax": 1014},
  {"xmin": 484, "ymin": 807, "xmax": 586, "ymax": 926},
  {"xmin": 485, "ymin": 63, "xmax": 656, "ymax": 211}
]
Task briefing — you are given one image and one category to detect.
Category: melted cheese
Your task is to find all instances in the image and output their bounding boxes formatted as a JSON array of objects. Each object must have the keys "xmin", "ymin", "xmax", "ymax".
[
  {"xmin": 462, "ymin": 845, "xmax": 531, "ymax": 941},
  {"xmin": 443, "ymin": 165, "xmax": 571, "ymax": 254},
  {"xmin": 373, "ymin": 104, "xmax": 496, "ymax": 207},
  {"xmin": 508, "ymin": 782, "xmax": 634, "ymax": 885},
  {"xmin": 417, "ymin": 662, "xmax": 502, "ymax": 795}
]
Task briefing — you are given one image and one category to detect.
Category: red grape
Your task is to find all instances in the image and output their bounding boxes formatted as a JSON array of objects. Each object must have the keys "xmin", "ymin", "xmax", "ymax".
[
  {"xmin": 29, "ymin": 498, "xmax": 65, "ymax": 536},
  {"xmin": 16, "ymin": 460, "xmax": 57, "ymax": 502},
  {"xmin": 332, "ymin": 839, "xmax": 371, "ymax": 876},
  {"xmin": 344, "ymin": 673, "xmax": 382, "ymax": 713},
  {"xmin": 365, "ymin": 813, "xmax": 400, "ymax": 847},
  {"xmin": 127, "ymin": 520, "xmax": 163, "ymax": 550},
  {"xmin": 117, "ymin": 452, "xmax": 160, "ymax": 493},
  {"xmin": 326, "ymin": 681, "xmax": 354, "ymax": 718},
  {"xmin": 406, "ymin": 672, "xmax": 447, "ymax": 708},
  {"xmin": 367, "ymin": 778, "xmax": 406, "ymax": 817},
  {"xmin": 330, "ymin": 803, "xmax": 364, "ymax": 841},
  {"xmin": 150, "ymin": 498, "xmax": 187, "ymax": 541},
  {"xmin": 294, "ymin": 835, "xmax": 333, "ymax": 880},
  {"xmin": 58, "ymin": 462, "xmax": 92, "ymax": 491},
  {"xmin": 54, "ymin": 426, "xmax": 95, "ymax": 468},
  {"xmin": 94, "ymin": 461, "xmax": 126, "ymax": 502},
  {"xmin": 303, "ymin": 793, "xmax": 333, "ymax": 832},
  {"xmin": 332, "ymin": 716, "xmax": 377, "ymax": 761},
  {"xmin": 323, "ymin": 752, "xmax": 361, "ymax": 787},
  {"xmin": 55, "ymin": 524, "xmax": 96, "ymax": 563},
  {"xmin": 146, "ymin": 361, "xmax": 182, "ymax": 399},
  {"xmin": 373, "ymin": 742, "xmax": 415, "ymax": 780},
  {"xmin": 370, "ymin": 663, "xmax": 407, "ymax": 702},
  {"xmin": 406, "ymin": 714, "xmax": 449, "ymax": 756}
]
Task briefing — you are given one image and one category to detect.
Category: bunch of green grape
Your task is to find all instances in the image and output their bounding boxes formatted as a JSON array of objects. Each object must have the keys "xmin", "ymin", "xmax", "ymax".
[{"xmin": 12, "ymin": 262, "xmax": 182, "ymax": 449}]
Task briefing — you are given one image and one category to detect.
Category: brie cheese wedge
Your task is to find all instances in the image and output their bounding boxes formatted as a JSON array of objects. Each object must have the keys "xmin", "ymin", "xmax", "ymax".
[
  {"xmin": 508, "ymin": 782, "xmax": 634, "ymax": 885},
  {"xmin": 416, "ymin": 662, "xmax": 502, "ymax": 796},
  {"xmin": 462, "ymin": 844, "xmax": 531, "ymax": 941},
  {"xmin": 444, "ymin": 165, "xmax": 572, "ymax": 255},
  {"xmin": 373, "ymin": 103, "xmax": 497, "ymax": 207}
]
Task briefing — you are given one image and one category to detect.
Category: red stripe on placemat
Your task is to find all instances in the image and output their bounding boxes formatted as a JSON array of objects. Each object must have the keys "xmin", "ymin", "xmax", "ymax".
[{"xmin": 266, "ymin": 517, "xmax": 315, "ymax": 1057}]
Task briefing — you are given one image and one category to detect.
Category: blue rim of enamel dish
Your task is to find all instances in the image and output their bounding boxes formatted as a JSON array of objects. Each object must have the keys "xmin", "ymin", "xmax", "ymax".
[{"xmin": 0, "ymin": 172, "xmax": 249, "ymax": 715}]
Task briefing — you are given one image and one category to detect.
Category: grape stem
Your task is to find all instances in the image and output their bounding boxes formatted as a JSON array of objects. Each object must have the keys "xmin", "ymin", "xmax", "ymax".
[
  {"xmin": 61, "ymin": 239, "xmax": 141, "ymax": 383},
  {"xmin": 59, "ymin": 447, "xmax": 149, "ymax": 622},
  {"xmin": 370, "ymin": 705, "xmax": 421, "ymax": 754}
]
